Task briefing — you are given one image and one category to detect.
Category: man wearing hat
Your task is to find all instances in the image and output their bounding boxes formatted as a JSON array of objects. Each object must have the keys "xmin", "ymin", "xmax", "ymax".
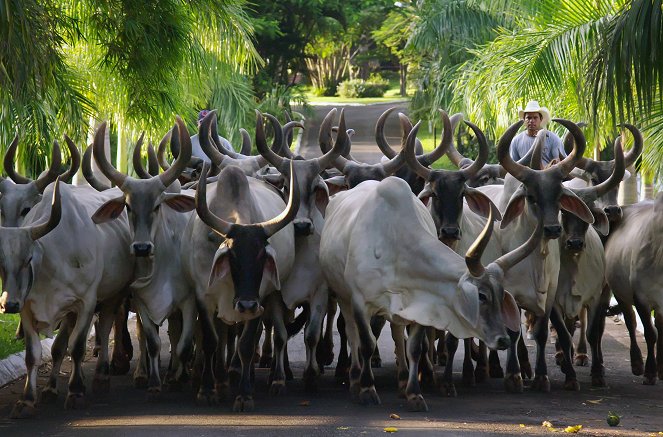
[
  {"xmin": 510, "ymin": 100, "xmax": 566, "ymax": 166},
  {"xmin": 191, "ymin": 109, "xmax": 234, "ymax": 163}
]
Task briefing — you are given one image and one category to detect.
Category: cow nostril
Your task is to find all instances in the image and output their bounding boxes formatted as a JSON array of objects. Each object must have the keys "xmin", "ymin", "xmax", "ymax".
[
  {"xmin": 132, "ymin": 242, "xmax": 153, "ymax": 257},
  {"xmin": 235, "ymin": 300, "xmax": 259, "ymax": 313},
  {"xmin": 497, "ymin": 336, "xmax": 510, "ymax": 350},
  {"xmin": 293, "ymin": 221, "xmax": 313, "ymax": 236},
  {"xmin": 544, "ymin": 225, "xmax": 562, "ymax": 239},
  {"xmin": 566, "ymin": 239, "xmax": 584, "ymax": 250},
  {"xmin": 440, "ymin": 227, "xmax": 461, "ymax": 239}
]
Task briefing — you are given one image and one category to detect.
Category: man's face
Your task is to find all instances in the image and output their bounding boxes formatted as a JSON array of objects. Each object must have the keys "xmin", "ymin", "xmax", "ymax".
[{"xmin": 524, "ymin": 112, "xmax": 542, "ymax": 133}]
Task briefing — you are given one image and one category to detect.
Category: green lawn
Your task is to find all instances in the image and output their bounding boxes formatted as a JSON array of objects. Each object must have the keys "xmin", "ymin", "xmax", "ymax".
[
  {"xmin": 302, "ymin": 79, "xmax": 414, "ymax": 105},
  {"xmin": 414, "ymin": 127, "xmax": 456, "ymax": 171},
  {"xmin": 0, "ymin": 314, "xmax": 23, "ymax": 360}
]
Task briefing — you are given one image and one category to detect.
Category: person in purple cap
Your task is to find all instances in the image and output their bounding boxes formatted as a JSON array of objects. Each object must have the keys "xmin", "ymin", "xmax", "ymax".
[{"xmin": 190, "ymin": 109, "xmax": 234, "ymax": 163}]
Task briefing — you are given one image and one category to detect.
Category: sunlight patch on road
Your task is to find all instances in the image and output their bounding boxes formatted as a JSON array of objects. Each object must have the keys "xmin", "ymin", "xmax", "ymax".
[{"xmin": 69, "ymin": 415, "xmax": 332, "ymax": 428}]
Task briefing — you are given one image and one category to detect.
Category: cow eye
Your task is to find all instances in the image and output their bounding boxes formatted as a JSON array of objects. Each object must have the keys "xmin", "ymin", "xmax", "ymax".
[
  {"xmin": 478, "ymin": 292, "xmax": 487, "ymax": 303},
  {"xmin": 20, "ymin": 207, "xmax": 31, "ymax": 216}
]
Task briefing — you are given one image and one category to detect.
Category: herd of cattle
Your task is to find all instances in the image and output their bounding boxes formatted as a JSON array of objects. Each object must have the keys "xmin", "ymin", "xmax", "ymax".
[{"xmin": 0, "ymin": 107, "xmax": 660, "ymax": 419}]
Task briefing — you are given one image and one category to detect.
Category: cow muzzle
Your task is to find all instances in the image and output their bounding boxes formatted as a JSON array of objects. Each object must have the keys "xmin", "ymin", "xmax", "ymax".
[
  {"xmin": 604, "ymin": 205, "xmax": 623, "ymax": 222},
  {"xmin": 543, "ymin": 224, "xmax": 562, "ymax": 239},
  {"xmin": 439, "ymin": 227, "xmax": 462, "ymax": 240},
  {"xmin": 496, "ymin": 336, "xmax": 510, "ymax": 350},
  {"xmin": 293, "ymin": 219, "xmax": 314, "ymax": 236},
  {"xmin": 234, "ymin": 299, "xmax": 263, "ymax": 315},
  {"xmin": 565, "ymin": 238, "xmax": 584, "ymax": 252},
  {"xmin": 0, "ymin": 292, "xmax": 20, "ymax": 314},
  {"xmin": 131, "ymin": 242, "xmax": 154, "ymax": 257}
]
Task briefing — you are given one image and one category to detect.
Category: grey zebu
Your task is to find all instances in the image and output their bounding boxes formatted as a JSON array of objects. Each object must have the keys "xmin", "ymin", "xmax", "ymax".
[
  {"xmin": 91, "ymin": 118, "xmax": 197, "ymax": 395},
  {"xmin": 319, "ymin": 123, "xmax": 542, "ymax": 412},
  {"xmin": 0, "ymin": 176, "xmax": 134, "ymax": 417}
]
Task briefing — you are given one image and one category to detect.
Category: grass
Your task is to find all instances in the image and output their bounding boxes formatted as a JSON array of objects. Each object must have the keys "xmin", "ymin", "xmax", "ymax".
[
  {"xmin": 0, "ymin": 314, "xmax": 23, "ymax": 360},
  {"xmin": 415, "ymin": 126, "xmax": 456, "ymax": 170},
  {"xmin": 302, "ymin": 78, "xmax": 414, "ymax": 105}
]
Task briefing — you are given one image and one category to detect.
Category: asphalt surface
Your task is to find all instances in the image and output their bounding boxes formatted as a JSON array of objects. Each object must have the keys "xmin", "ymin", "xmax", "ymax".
[{"xmin": 1, "ymin": 102, "xmax": 662, "ymax": 436}]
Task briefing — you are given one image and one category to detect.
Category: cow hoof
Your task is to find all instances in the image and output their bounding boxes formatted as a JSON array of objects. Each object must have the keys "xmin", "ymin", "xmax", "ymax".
[
  {"xmin": 504, "ymin": 373, "xmax": 523, "ymax": 393},
  {"xmin": 110, "ymin": 357, "xmax": 131, "ymax": 375},
  {"xmin": 269, "ymin": 381, "xmax": 287, "ymax": 396},
  {"xmin": 531, "ymin": 375, "xmax": 551, "ymax": 392},
  {"xmin": 462, "ymin": 369, "xmax": 476, "ymax": 387},
  {"xmin": 574, "ymin": 354, "xmax": 589, "ymax": 367},
  {"xmin": 643, "ymin": 374, "xmax": 657, "ymax": 385},
  {"xmin": 371, "ymin": 356, "xmax": 382, "ymax": 369},
  {"xmin": 440, "ymin": 381, "xmax": 457, "ymax": 397},
  {"xmin": 258, "ymin": 355, "xmax": 272, "ymax": 369},
  {"xmin": 64, "ymin": 393, "xmax": 86, "ymax": 410},
  {"xmin": 10, "ymin": 400, "xmax": 36, "ymax": 419},
  {"xmin": 489, "ymin": 364, "xmax": 504, "ymax": 379},
  {"xmin": 146, "ymin": 387, "xmax": 162, "ymax": 401},
  {"xmin": 195, "ymin": 388, "xmax": 218, "ymax": 406},
  {"xmin": 563, "ymin": 379, "xmax": 580, "ymax": 391},
  {"xmin": 134, "ymin": 376, "xmax": 148, "ymax": 389},
  {"xmin": 358, "ymin": 386, "xmax": 381, "ymax": 405},
  {"xmin": 39, "ymin": 387, "xmax": 58, "ymax": 404},
  {"xmin": 591, "ymin": 375, "xmax": 607, "ymax": 387},
  {"xmin": 92, "ymin": 377, "xmax": 111, "ymax": 394},
  {"xmin": 317, "ymin": 348, "xmax": 334, "ymax": 367},
  {"xmin": 232, "ymin": 395, "xmax": 255, "ymax": 412},
  {"xmin": 285, "ymin": 366, "xmax": 294, "ymax": 381},
  {"xmin": 406, "ymin": 394, "xmax": 429, "ymax": 412},
  {"xmin": 554, "ymin": 352, "xmax": 564, "ymax": 366},
  {"xmin": 303, "ymin": 368, "xmax": 318, "ymax": 393},
  {"xmin": 474, "ymin": 365, "xmax": 488, "ymax": 383},
  {"xmin": 631, "ymin": 358, "xmax": 644, "ymax": 376},
  {"xmin": 520, "ymin": 362, "xmax": 533, "ymax": 380}
]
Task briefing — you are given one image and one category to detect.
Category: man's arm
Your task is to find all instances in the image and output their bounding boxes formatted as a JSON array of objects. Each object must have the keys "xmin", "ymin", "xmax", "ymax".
[
  {"xmin": 550, "ymin": 132, "xmax": 567, "ymax": 159},
  {"xmin": 510, "ymin": 134, "xmax": 522, "ymax": 161}
]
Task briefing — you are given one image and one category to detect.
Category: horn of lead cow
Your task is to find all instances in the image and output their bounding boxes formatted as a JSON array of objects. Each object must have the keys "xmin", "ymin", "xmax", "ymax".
[
  {"xmin": 209, "ymin": 117, "xmax": 243, "ymax": 160},
  {"xmin": 551, "ymin": 118, "xmax": 586, "ymax": 177},
  {"xmin": 198, "ymin": 110, "xmax": 225, "ymax": 167},
  {"xmin": 82, "ymin": 145, "xmax": 111, "ymax": 191},
  {"xmin": 528, "ymin": 129, "xmax": 547, "ymax": 171},
  {"xmin": 403, "ymin": 117, "xmax": 430, "ymax": 180},
  {"xmin": 240, "ymin": 128, "xmax": 252, "ymax": 156},
  {"xmin": 259, "ymin": 160, "xmax": 300, "ymax": 238},
  {"xmin": 34, "ymin": 140, "xmax": 63, "ymax": 192},
  {"xmin": 375, "ymin": 107, "xmax": 399, "ymax": 159},
  {"xmin": 256, "ymin": 111, "xmax": 286, "ymax": 171},
  {"xmin": 459, "ymin": 120, "xmax": 489, "ymax": 179},
  {"xmin": 195, "ymin": 162, "xmax": 234, "ymax": 236},
  {"xmin": 418, "ymin": 110, "xmax": 454, "ymax": 167},
  {"xmin": 330, "ymin": 129, "xmax": 357, "ymax": 173},
  {"xmin": 494, "ymin": 215, "xmax": 544, "ymax": 273},
  {"xmin": 93, "ymin": 121, "xmax": 127, "ymax": 188},
  {"xmin": 316, "ymin": 109, "xmax": 347, "ymax": 170},
  {"xmin": 280, "ymin": 121, "xmax": 303, "ymax": 159},
  {"xmin": 132, "ymin": 132, "xmax": 151, "ymax": 179},
  {"xmin": 444, "ymin": 113, "xmax": 470, "ymax": 168},
  {"xmin": 156, "ymin": 129, "xmax": 173, "ymax": 171},
  {"xmin": 575, "ymin": 138, "xmax": 625, "ymax": 201},
  {"xmin": 159, "ymin": 116, "xmax": 191, "ymax": 187},
  {"xmin": 496, "ymin": 120, "xmax": 530, "ymax": 182},
  {"xmin": 29, "ymin": 177, "xmax": 62, "ymax": 241},
  {"xmin": 621, "ymin": 123, "xmax": 643, "ymax": 168},
  {"xmin": 4, "ymin": 134, "xmax": 30, "ymax": 184},
  {"xmin": 464, "ymin": 208, "xmax": 495, "ymax": 277},
  {"xmin": 147, "ymin": 142, "xmax": 159, "ymax": 176},
  {"xmin": 61, "ymin": 135, "xmax": 81, "ymax": 183},
  {"xmin": 318, "ymin": 108, "xmax": 338, "ymax": 156}
]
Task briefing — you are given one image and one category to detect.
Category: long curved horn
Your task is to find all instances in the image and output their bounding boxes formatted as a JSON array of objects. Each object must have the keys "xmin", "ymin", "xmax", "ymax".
[
  {"xmin": 621, "ymin": 123, "xmax": 643, "ymax": 168},
  {"xmin": 93, "ymin": 121, "xmax": 127, "ymax": 188},
  {"xmin": 529, "ymin": 129, "xmax": 547, "ymax": 170},
  {"xmin": 147, "ymin": 142, "xmax": 159, "ymax": 176},
  {"xmin": 195, "ymin": 162, "xmax": 234, "ymax": 237},
  {"xmin": 82, "ymin": 145, "xmax": 111, "ymax": 191},
  {"xmin": 576, "ymin": 137, "xmax": 625, "ymax": 200},
  {"xmin": 260, "ymin": 160, "xmax": 300, "ymax": 238},
  {"xmin": 198, "ymin": 110, "xmax": 224, "ymax": 166},
  {"xmin": 494, "ymin": 215, "xmax": 543, "ymax": 273},
  {"xmin": 34, "ymin": 140, "xmax": 62, "ymax": 192},
  {"xmin": 159, "ymin": 116, "xmax": 191, "ymax": 187},
  {"xmin": 496, "ymin": 120, "xmax": 530, "ymax": 182},
  {"xmin": 210, "ymin": 117, "xmax": 244, "ymax": 160},
  {"xmin": 444, "ymin": 113, "xmax": 469, "ymax": 167},
  {"xmin": 459, "ymin": 120, "xmax": 489, "ymax": 179},
  {"xmin": 418, "ymin": 110, "xmax": 453, "ymax": 166},
  {"xmin": 257, "ymin": 112, "xmax": 286, "ymax": 171},
  {"xmin": 375, "ymin": 107, "xmax": 398, "ymax": 159},
  {"xmin": 381, "ymin": 149, "xmax": 406, "ymax": 175},
  {"xmin": 156, "ymin": 129, "xmax": 173, "ymax": 171},
  {"xmin": 317, "ymin": 109, "xmax": 347, "ymax": 170},
  {"xmin": 465, "ymin": 208, "xmax": 495, "ymax": 277},
  {"xmin": 280, "ymin": 121, "xmax": 302, "ymax": 159},
  {"xmin": 4, "ymin": 134, "xmax": 30, "ymax": 184},
  {"xmin": 318, "ymin": 108, "xmax": 338, "ymax": 156},
  {"xmin": 132, "ymin": 133, "xmax": 151, "ymax": 179},
  {"xmin": 403, "ymin": 116, "xmax": 430, "ymax": 180},
  {"xmin": 60, "ymin": 135, "xmax": 81, "ymax": 183},
  {"xmin": 30, "ymin": 177, "xmax": 62, "ymax": 241},
  {"xmin": 552, "ymin": 118, "xmax": 586, "ymax": 176},
  {"xmin": 239, "ymin": 128, "xmax": 252, "ymax": 156}
]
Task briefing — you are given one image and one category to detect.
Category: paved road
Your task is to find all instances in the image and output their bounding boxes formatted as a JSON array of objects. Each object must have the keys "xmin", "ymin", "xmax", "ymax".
[{"xmin": 1, "ymin": 103, "xmax": 663, "ymax": 436}]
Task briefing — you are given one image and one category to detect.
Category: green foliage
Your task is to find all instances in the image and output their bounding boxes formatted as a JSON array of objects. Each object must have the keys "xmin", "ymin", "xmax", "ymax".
[
  {"xmin": 338, "ymin": 78, "xmax": 390, "ymax": 98},
  {"xmin": 0, "ymin": 314, "xmax": 22, "ymax": 360}
]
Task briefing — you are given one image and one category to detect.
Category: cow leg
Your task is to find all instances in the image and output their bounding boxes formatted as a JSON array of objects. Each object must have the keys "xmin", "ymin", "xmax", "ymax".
[
  {"xmin": 461, "ymin": 338, "xmax": 476, "ymax": 387},
  {"xmin": 92, "ymin": 304, "xmax": 116, "ymax": 395},
  {"xmin": 405, "ymin": 323, "xmax": 428, "ymax": 412},
  {"xmin": 391, "ymin": 324, "xmax": 408, "ymax": 397},
  {"xmin": 10, "ymin": 312, "xmax": 42, "ymax": 419},
  {"xmin": 518, "ymin": 334, "xmax": 532, "ymax": 379},
  {"xmin": 633, "ymin": 295, "xmax": 657, "ymax": 385},
  {"xmin": 335, "ymin": 312, "xmax": 350, "ymax": 380},
  {"xmin": 550, "ymin": 307, "xmax": 578, "ymax": 391},
  {"xmin": 586, "ymin": 291, "xmax": 610, "ymax": 387},
  {"xmin": 39, "ymin": 316, "xmax": 73, "ymax": 404},
  {"xmin": 195, "ymin": 298, "xmax": 219, "ymax": 405},
  {"xmin": 110, "ymin": 297, "xmax": 132, "ymax": 375},
  {"xmin": 475, "ymin": 341, "xmax": 489, "ymax": 383},
  {"xmin": 304, "ymin": 290, "xmax": 327, "ymax": 392},
  {"xmin": 265, "ymin": 294, "xmax": 288, "ymax": 396},
  {"xmin": 258, "ymin": 320, "xmax": 273, "ymax": 369},
  {"xmin": 426, "ymin": 326, "xmax": 437, "ymax": 366},
  {"xmin": 134, "ymin": 307, "xmax": 162, "ymax": 398},
  {"xmin": 317, "ymin": 294, "xmax": 337, "ymax": 368},
  {"xmin": 354, "ymin": 303, "xmax": 380, "ymax": 405},
  {"xmin": 616, "ymin": 296, "xmax": 645, "ymax": 376},
  {"xmin": 436, "ymin": 329, "xmax": 448, "ymax": 366},
  {"xmin": 418, "ymin": 329, "xmax": 436, "ymax": 390},
  {"xmin": 133, "ymin": 315, "xmax": 149, "ymax": 389},
  {"xmin": 504, "ymin": 321, "xmax": 524, "ymax": 393},
  {"xmin": 655, "ymin": 311, "xmax": 663, "ymax": 380},
  {"xmin": 369, "ymin": 315, "xmax": 386, "ymax": 368},
  {"xmin": 166, "ymin": 311, "xmax": 183, "ymax": 386},
  {"xmin": 574, "ymin": 308, "xmax": 589, "ymax": 366},
  {"xmin": 170, "ymin": 299, "xmax": 196, "ymax": 390},
  {"xmin": 529, "ymin": 312, "xmax": 551, "ymax": 392},
  {"xmin": 233, "ymin": 317, "xmax": 262, "ymax": 412},
  {"xmin": 441, "ymin": 333, "xmax": 459, "ymax": 397},
  {"xmin": 64, "ymin": 310, "xmax": 95, "ymax": 410},
  {"xmin": 489, "ymin": 350, "xmax": 504, "ymax": 378}
]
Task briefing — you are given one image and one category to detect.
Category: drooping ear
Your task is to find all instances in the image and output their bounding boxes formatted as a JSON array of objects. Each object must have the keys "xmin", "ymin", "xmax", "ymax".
[
  {"xmin": 324, "ymin": 176, "xmax": 347, "ymax": 196},
  {"xmin": 261, "ymin": 173, "xmax": 285, "ymax": 189},
  {"xmin": 560, "ymin": 187, "xmax": 594, "ymax": 224},
  {"xmin": 500, "ymin": 186, "xmax": 526, "ymax": 229},
  {"xmin": 456, "ymin": 281, "xmax": 480, "ymax": 329},
  {"xmin": 502, "ymin": 291, "xmax": 521, "ymax": 332},
  {"xmin": 91, "ymin": 196, "xmax": 126, "ymax": 224},
  {"xmin": 314, "ymin": 178, "xmax": 330, "ymax": 216},
  {"xmin": 590, "ymin": 207, "xmax": 610, "ymax": 236},
  {"xmin": 163, "ymin": 193, "xmax": 196, "ymax": 212},
  {"xmin": 418, "ymin": 182, "xmax": 433, "ymax": 207},
  {"xmin": 262, "ymin": 245, "xmax": 280, "ymax": 290},
  {"xmin": 464, "ymin": 186, "xmax": 502, "ymax": 220},
  {"xmin": 208, "ymin": 244, "xmax": 230, "ymax": 288}
]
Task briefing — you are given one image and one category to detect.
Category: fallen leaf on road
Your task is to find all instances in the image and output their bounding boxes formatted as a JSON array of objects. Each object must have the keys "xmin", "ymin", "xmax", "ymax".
[
  {"xmin": 383, "ymin": 427, "xmax": 398, "ymax": 433},
  {"xmin": 542, "ymin": 421, "xmax": 554, "ymax": 428},
  {"xmin": 299, "ymin": 400, "xmax": 310, "ymax": 406},
  {"xmin": 390, "ymin": 413, "xmax": 401, "ymax": 420},
  {"xmin": 337, "ymin": 426, "xmax": 350, "ymax": 430},
  {"xmin": 564, "ymin": 425, "xmax": 583, "ymax": 433},
  {"xmin": 520, "ymin": 424, "xmax": 526, "ymax": 428},
  {"xmin": 587, "ymin": 399, "xmax": 603, "ymax": 404}
]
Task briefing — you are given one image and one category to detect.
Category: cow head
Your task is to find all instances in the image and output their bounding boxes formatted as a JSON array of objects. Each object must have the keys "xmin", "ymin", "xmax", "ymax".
[
  {"xmin": 498, "ymin": 120, "xmax": 594, "ymax": 239},
  {"xmin": 0, "ymin": 180, "xmax": 62, "ymax": 314},
  {"xmin": 91, "ymin": 118, "xmax": 195, "ymax": 258},
  {"xmin": 403, "ymin": 114, "xmax": 501, "ymax": 248},
  {"xmin": 196, "ymin": 162, "xmax": 300, "ymax": 321}
]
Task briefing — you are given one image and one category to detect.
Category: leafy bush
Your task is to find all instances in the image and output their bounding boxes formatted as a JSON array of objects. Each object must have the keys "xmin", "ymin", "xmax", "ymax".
[
  {"xmin": 311, "ymin": 85, "xmax": 337, "ymax": 97},
  {"xmin": 337, "ymin": 78, "xmax": 390, "ymax": 98}
]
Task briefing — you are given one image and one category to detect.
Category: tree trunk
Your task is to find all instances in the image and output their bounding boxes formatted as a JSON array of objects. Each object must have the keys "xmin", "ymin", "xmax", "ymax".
[
  {"xmin": 642, "ymin": 171, "xmax": 655, "ymax": 200},
  {"xmin": 618, "ymin": 165, "xmax": 639, "ymax": 205},
  {"xmin": 116, "ymin": 120, "xmax": 128, "ymax": 175},
  {"xmin": 400, "ymin": 64, "xmax": 407, "ymax": 97}
]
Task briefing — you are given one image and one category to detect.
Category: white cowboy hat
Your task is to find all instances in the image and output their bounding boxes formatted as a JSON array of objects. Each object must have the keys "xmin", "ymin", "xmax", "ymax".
[{"xmin": 518, "ymin": 100, "xmax": 551, "ymax": 126}]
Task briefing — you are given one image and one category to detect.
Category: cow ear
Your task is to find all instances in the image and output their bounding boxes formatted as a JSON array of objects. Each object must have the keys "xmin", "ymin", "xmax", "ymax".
[
  {"xmin": 208, "ymin": 244, "xmax": 230, "ymax": 288},
  {"xmin": 315, "ymin": 179, "xmax": 330, "ymax": 216},
  {"xmin": 502, "ymin": 290, "xmax": 521, "ymax": 332},
  {"xmin": 418, "ymin": 182, "xmax": 433, "ymax": 207},
  {"xmin": 456, "ymin": 281, "xmax": 480, "ymax": 328},
  {"xmin": 465, "ymin": 186, "xmax": 502, "ymax": 220},
  {"xmin": 324, "ymin": 176, "xmax": 348, "ymax": 196},
  {"xmin": 261, "ymin": 173, "xmax": 285, "ymax": 190},
  {"xmin": 501, "ymin": 187, "xmax": 526, "ymax": 229},
  {"xmin": 590, "ymin": 207, "xmax": 610, "ymax": 236},
  {"xmin": 163, "ymin": 193, "xmax": 196, "ymax": 212},
  {"xmin": 560, "ymin": 187, "xmax": 594, "ymax": 224},
  {"xmin": 262, "ymin": 245, "xmax": 280, "ymax": 290},
  {"xmin": 92, "ymin": 196, "xmax": 126, "ymax": 224}
]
